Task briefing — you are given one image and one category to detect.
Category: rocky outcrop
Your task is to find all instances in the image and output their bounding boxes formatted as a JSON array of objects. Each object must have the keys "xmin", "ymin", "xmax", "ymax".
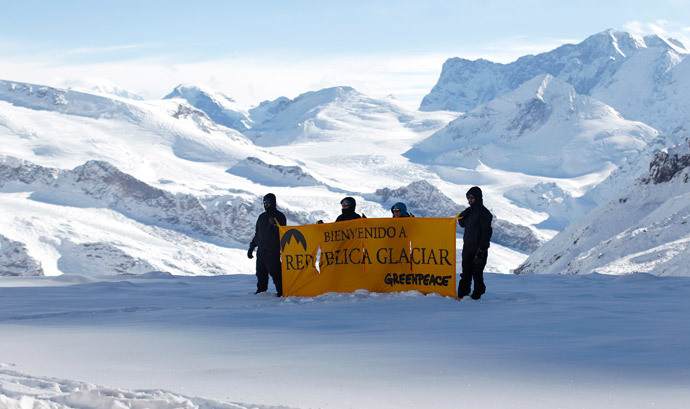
[
  {"xmin": 373, "ymin": 180, "xmax": 543, "ymax": 252},
  {"xmin": 0, "ymin": 234, "xmax": 43, "ymax": 276},
  {"xmin": 641, "ymin": 139, "xmax": 690, "ymax": 184},
  {"xmin": 228, "ymin": 157, "xmax": 321, "ymax": 187},
  {"xmin": 0, "ymin": 157, "xmax": 261, "ymax": 246},
  {"xmin": 56, "ymin": 241, "xmax": 155, "ymax": 276}
]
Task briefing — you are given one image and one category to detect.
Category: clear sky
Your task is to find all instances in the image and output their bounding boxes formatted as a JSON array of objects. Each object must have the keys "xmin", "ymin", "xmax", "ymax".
[{"xmin": 1, "ymin": 0, "xmax": 689, "ymax": 109}]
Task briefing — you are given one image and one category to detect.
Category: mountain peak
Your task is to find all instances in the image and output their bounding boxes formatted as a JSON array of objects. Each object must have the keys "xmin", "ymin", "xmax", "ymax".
[
  {"xmin": 166, "ymin": 84, "xmax": 237, "ymax": 104},
  {"xmin": 164, "ymin": 84, "xmax": 250, "ymax": 131},
  {"xmin": 420, "ymin": 29, "xmax": 689, "ymax": 133},
  {"xmin": 408, "ymin": 73, "xmax": 658, "ymax": 177},
  {"xmin": 510, "ymin": 74, "xmax": 575, "ymax": 104},
  {"xmin": 293, "ymin": 86, "xmax": 359, "ymax": 103},
  {"xmin": 63, "ymin": 79, "xmax": 144, "ymax": 101}
]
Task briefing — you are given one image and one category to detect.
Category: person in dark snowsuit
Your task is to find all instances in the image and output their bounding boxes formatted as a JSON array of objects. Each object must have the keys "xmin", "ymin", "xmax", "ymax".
[
  {"xmin": 391, "ymin": 202, "xmax": 412, "ymax": 218},
  {"xmin": 335, "ymin": 197, "xmax": 361, "ymax": 222},
  {"xmin": 457, "ymin": 186, "xmax": 493, "ymax": 300},
  {"xmin": 247, "ymin": 193, "xmax": 286, "ymax": 296}
]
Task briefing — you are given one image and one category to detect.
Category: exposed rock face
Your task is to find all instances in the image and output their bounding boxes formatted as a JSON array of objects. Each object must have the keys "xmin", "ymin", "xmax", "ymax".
[
  {"xmin": 228, "ymin": 157, "xmax": 321, "ymax": 187},
  {"xmin": 641, "ymin": 140, "xmax": 690, "ymax": 184},
  {"xmin": 0, "ymin": 234, "xmax": 44, "ymax": 276},
  {"xmin": 57, "ymin": 241, "xmax": 156, "ymax": 276},
  {"xmin": 0, "ymin": 157, "xmax": 260, "ymax": 246},
  {"xmin": 374, "ymin": 180, "xmax": 543, "ymax": 252},
  {"xmin": 374, "ymin": 180, "xmax": 462, "ymax": 218}
]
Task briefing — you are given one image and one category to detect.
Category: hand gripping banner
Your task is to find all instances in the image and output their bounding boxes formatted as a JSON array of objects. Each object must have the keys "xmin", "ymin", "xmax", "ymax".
[{"xmin": 279, "ymin": 217, "xmax": 456, "ymax": 297}]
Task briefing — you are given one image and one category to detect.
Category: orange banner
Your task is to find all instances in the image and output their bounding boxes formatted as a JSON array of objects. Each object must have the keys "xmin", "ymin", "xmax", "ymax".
[{"xmin": 279, "ymin": 218, "xmax": 456, "ymax": 297}]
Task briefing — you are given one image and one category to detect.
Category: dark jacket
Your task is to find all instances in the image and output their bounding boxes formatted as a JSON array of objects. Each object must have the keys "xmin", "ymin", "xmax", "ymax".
[
  {"xmin": 458, "ymin": 187, "xmax": 492, "ymax": 251},
  {"xmin": 249, "ymin": 194, "xmax": 286, "ymax": 255},
  {"xmin": 336, "ymin": 196, "xmax": 361, "ymax": 222}
]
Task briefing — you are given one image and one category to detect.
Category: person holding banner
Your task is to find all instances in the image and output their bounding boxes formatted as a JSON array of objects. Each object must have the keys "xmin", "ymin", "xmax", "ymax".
[
  {"xmin": 247, "ymin": 193, "xmax": 287, "ymax": 297},
  {"xmin": 391, "ymin": 202, "xmax": 413, "ymax": 218},
  {"xmin": 457, "ymin": 186, "xmax": 493, "ymax": 300},
  {"xmin": 335, "ymin": 196, "xmax": 362, "ymax": 222}
]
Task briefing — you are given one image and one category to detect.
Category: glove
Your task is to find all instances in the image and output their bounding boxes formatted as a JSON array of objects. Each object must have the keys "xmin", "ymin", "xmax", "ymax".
[
  {"xmin": 473, "ymin": 248, "xmax": 486, "ymax": 265},
  {"xmin": 247, "ymin": 247, "xmax": 255, "ymax": 259},
  {"xmin": 457, "ymin": 208, "xmax": 471, "ymax": 227}
]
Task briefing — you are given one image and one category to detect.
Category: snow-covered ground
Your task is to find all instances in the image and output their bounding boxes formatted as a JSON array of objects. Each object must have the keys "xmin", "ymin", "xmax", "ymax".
[
  {"xmin": 2, "ymin": 29, "xmax": 690, "ymax": 409},
  {"xmin": 1, "ymin": 272, "xmax": 689, "ymax": 409}
]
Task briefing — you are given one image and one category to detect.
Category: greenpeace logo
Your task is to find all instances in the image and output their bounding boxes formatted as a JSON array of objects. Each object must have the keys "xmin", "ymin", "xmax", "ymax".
[{"xmin": 384, "ymin": 273, "xmax": 452, "ymax": 287}]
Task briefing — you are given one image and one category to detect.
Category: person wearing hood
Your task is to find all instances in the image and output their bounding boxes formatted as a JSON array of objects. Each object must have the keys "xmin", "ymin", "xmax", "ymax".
[
  {"xmin": 456, "ymin": 186, "xmax": 493, "ymax": 300},
  {"xmin": 248, "ymin": 193, "xmax": 286, "ymax": 297},
  {"xmin": 335, "ymin": 197, "xmax": 361, "ymax": 222},
  {"xmin": 391, "ymin": 202, "xmax": 412, "ymax": 218}
]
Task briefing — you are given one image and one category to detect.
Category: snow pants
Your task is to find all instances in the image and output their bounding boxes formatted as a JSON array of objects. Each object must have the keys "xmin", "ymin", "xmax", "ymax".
[
  {"xmin": 256, "ymin": 249, "xmax": 283, "ymax": 296},
  {"xmin": 458, "ymin": 247, "xmax": 487, "ymax": 297}
]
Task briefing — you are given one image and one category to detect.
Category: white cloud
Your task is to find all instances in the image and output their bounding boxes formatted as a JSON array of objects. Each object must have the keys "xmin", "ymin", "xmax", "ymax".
[
  {"xmin": 0, "ymin": 53, "xmax": 449, "ymax": 110},
  {"xmin": 2, "ymin": 28, "xmax": 670, "ymax": 112},
  {"xmin": 623, "ymin": 20, "xmax": 690, "ymax": 50},
  {"xmin": 65, "ymin": 43, "xmax": 156, "ymax": 56},
  {"xmin": 0, "ymin": 39, "xmax": 565, "ymax": 111}
]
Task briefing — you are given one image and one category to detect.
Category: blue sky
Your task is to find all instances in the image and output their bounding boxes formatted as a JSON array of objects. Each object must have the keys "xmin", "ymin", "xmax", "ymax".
[{"xmin": 1, "ymin": 0, "xmax": 689, "ymax": 108}]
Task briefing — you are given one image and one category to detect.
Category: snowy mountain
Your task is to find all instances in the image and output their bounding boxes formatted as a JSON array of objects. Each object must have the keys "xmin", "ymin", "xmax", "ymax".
[
  {"xmin": 0, "ymin": 79, "xmax": 147, "ymax": 121},
  {"xmin": 2, "ymin": 26, "xmax": 688, "ymax": 279},
  {"xmin": 244, "ymin": 86, "xmax": 452, "ymax": 147},
  {"xmin": 164, "ymin": 84, "xmax": 251, "ymax": 132},
  {"xmin": 63, "ymin": 78, "xmax": 145, "ymax": 101},
  {"xmin": 515, "ymin": 138, "xmax": 690, "ymax": 276},
  {"xmin": 408, "ymin": 74, "xmax": 660, "ymax": 178},
  {"xmin": 0, "ymin": 234, "xmax": 44, "ymax": 276},
  {"xmin": 420, "ymin": 30, "xmax": 689, "ymax": 134},
  {"xmin": 0, "ymin": 79, "xmax": 472, "ymax": 276}
]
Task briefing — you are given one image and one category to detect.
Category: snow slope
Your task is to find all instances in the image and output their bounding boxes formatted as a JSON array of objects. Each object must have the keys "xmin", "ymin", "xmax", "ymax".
[
  {"xmin": 2, "ymin": 27, "xmax": 689, "ymax": 278},
  {"xmin": 515, "ymin": 138, "xmax": 690, "ymax": 275},
  {"xmin": 1, "ymin": 27, "xmax": 690, "ymax": 409},
  {"xmin": 408, "ymin": 74, "xmax": 660, "ymax": 178},
  {"xmin": 1, "ymin": 273, "xmax": 689, "ymax": 409}
]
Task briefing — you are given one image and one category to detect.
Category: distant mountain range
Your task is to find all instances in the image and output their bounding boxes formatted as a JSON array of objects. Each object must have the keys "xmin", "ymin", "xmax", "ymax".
[
  {"xmin": 420, "ymin": 30, "xmax": 689, "ymax": 134},
  {"xmin": 1, "ymin": 29, "xmax": 688, "ymax": 277}
]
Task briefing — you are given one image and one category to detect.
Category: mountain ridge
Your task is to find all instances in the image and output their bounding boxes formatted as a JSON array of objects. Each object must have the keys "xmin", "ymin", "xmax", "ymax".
[
  {"xmin": 407, "ymin": 74, "xmax": 659, "ymax": 178},
  {"xmin": 420, "ymin": 29, "xmax": 688, "ymax": 133}
]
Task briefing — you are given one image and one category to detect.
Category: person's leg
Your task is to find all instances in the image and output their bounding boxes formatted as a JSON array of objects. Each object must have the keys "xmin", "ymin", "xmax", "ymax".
[
  {"xmin": 267, "ymin": 254, "xmax": 283, "ymax": 296},
  {"xmin": 457, "ymin": 249, "xmax": 474, "ymax": 298},
  {"xmin": 255, "ymin": 255, "xmax": 269, "ymax": 293},
  {"xmin": 470, "ymin": 250, "xmax": 488, "ymax": 299}
]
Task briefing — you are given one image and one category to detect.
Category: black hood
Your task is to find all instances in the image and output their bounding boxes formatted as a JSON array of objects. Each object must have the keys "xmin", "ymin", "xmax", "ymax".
[
  {"xmin": 341, "ymin": 196, "xmax": 357, "ymax": 213},
  {"xmin": 263, "ymin": 193, "xmax": 277, "ymax": 209},
  {"xmin": 466, "ymin": 186, "xmax": 483, "ymax": 206}
]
